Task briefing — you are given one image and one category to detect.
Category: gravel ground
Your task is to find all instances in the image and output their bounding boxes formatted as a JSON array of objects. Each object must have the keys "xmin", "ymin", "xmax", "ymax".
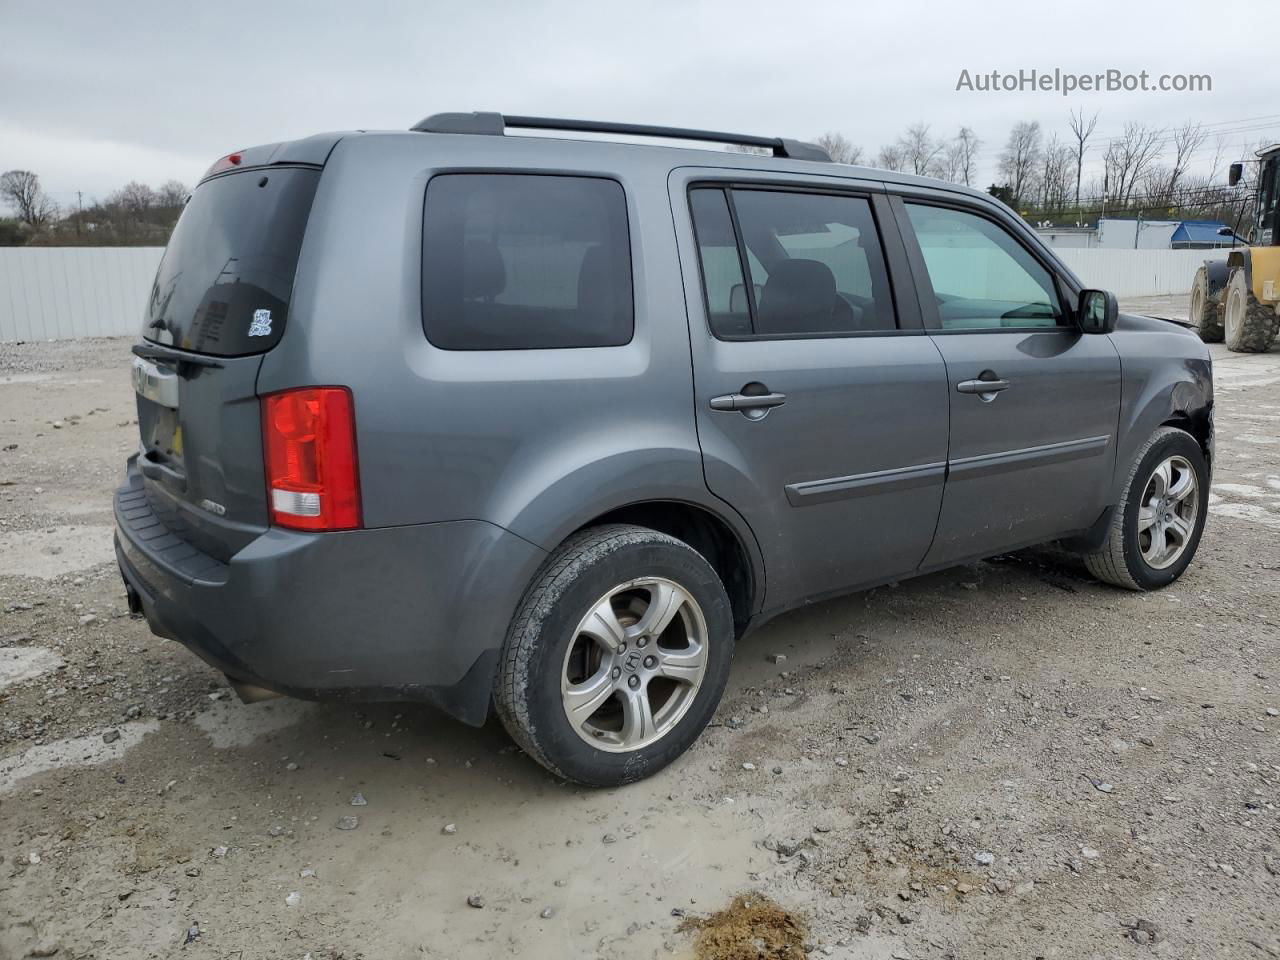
[{"xmin": 1, "ymin": 298, "xmax": 1278, "ymax": 960}]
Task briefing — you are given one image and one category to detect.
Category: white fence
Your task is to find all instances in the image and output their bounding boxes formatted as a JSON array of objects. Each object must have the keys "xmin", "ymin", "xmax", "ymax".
[
  {"xmin": 1056, "ymin": 248, "xmax": 1226, "ymax": 298},
  {"xmin": 0, "ymin": 245, "xmax": 1229, "ymax": 342},
  {"xmin": 0, "ymin": 247, "xmax": 163, "ymax": 341}
]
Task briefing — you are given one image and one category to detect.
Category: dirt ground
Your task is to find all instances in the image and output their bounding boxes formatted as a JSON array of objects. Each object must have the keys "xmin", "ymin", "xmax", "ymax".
[{"xmin": 1, "ymin": 296, "xmax": 1277, "ymax": 960}]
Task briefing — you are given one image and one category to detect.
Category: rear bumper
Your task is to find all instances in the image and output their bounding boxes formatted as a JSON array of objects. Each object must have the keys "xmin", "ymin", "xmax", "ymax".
[{"xmin": 114, "ymin": 466, "xmax": 546, "ymax": 724}]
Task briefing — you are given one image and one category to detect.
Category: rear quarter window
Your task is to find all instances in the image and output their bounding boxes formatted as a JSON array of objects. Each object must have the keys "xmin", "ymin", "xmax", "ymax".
[{"xmin": 421, "ymin": 174, "xmax": 634, "ymax": 350}]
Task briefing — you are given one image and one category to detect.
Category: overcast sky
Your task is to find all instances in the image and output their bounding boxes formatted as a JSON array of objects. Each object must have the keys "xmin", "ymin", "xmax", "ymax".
[{"xmin": 2, "ymin": 0, "xmax": 1276, "ymax": 205}]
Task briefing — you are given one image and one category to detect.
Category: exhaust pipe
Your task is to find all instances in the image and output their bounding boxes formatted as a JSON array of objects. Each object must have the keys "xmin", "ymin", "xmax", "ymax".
[{"xmin": 228, "ymin": 678, "xmax": 284, "ymax": 704}]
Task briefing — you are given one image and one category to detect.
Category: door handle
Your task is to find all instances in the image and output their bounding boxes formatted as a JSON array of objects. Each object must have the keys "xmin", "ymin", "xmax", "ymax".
[
  {"xmin": 956, "ymin": 378, "xmax": 1010, "ymax": 396},
  {"xmin": 709, "ymin": 392, "xmax": 787, "ymax": 412}
]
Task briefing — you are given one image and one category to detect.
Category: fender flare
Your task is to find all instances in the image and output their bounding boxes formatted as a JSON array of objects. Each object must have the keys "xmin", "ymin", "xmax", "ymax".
[{"xmin": 1202, "ymin": 258, "xmax": 1231, "ymax": 303}]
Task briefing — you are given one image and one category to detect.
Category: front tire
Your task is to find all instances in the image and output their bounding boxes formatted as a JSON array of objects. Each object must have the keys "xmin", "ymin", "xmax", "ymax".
[
  {"xmin": 1224, "ymin": 267, "xmax": 1279, "ymax": 353},
  {"xmin": 1188, "ymin": 265, "xmax": 1224, "ymax": 343},
  {"xmin": 494, "ymin": 524, "xmax": 734, "ymax": 787},
  {"xmin": 1081, "ymin": 427, "xmax": 1209, "ymax": 591}
]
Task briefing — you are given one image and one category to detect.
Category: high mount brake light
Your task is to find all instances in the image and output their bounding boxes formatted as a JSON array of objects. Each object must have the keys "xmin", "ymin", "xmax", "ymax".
[
  {"xmin": 262, "ymin": 388, "xmax": 361, "ymax": 532},
  {"xmin": 202, "ymin": 151, "xmax": 245, "ymax": 179}
]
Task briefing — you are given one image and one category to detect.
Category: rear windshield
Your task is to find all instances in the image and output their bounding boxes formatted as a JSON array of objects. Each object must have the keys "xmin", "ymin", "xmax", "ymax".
[{"xmin": 142, "ymin": 167, "xmax": 320, "ymax": 356}]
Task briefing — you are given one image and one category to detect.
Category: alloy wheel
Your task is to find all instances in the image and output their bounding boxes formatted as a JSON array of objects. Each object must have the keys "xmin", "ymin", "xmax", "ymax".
[
  {"xmin": 1137, "ymin": 455, "xmax": 1199, "ymax": 570},
  {"xmin": 560, "ymin": 577, "xmax": 708, "ymax": 752}
]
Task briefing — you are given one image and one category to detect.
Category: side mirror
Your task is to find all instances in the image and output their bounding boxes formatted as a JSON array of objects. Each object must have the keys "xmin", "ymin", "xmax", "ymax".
[
  {"xmin": 1077, "ymin": 289, "xmax": 1118, "ymax": 334},
  {"xmin": 1228, "ymin": 162, "xmax": 1243, "ymax": 187}
]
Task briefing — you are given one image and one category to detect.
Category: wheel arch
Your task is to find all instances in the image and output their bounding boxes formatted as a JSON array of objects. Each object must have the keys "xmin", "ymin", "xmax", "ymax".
[
  {"xmin": 1201, "ymin": 257, "xmax": 1231, "ymax": 301},
  {"xmin": 566, "ymin": 499, "xmax": 763, "ymax": 632},
  {"xmin": 1109, "ymin": 355, "xmax": 1213, "ymax": 506}
]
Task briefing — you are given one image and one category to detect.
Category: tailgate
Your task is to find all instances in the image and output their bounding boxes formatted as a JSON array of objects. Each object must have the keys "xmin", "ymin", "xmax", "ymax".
[{"xmin": 130, "ymin": 164, "xmax": 321, "ymax": 560}]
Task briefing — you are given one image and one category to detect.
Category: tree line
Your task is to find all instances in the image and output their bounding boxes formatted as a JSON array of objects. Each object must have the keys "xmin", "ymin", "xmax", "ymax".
[
  {"xmin": 0, "ymin": 171, "xmax": 188, "ymax": 246},
  {"xmin": 2, "ymin": 112, "xmax": 1268, "ymax": 246},
  {"xmin": 789, "ymin": 111, "xmax": 1263, "ymax": 231}
]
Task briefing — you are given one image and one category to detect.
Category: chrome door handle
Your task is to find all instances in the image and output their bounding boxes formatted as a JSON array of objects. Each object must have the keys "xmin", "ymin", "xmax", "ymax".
[
  {"xmin": 709, "ymin": 392, "xmax": 787, "ymax": 412},
  {"xmin": 956, "ymin": 378, "xmax": 1010, "ymax": 395}
]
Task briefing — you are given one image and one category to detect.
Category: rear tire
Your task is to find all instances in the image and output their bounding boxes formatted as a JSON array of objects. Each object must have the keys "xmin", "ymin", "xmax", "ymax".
[
  {"xmin": 1224, "ymin": 267, "xmax": 1279, "ymax": 353},
  {"xmin": 1080, "ymin": 427, "xmax": 1208, "ymax": 591},
  {"xmin": 1188, "ymin": 265, "xmax": 1224, "ymax": 342},
  {"xmin": 494, "ymin": 523, "xmax": 734, "ymax": 787}
]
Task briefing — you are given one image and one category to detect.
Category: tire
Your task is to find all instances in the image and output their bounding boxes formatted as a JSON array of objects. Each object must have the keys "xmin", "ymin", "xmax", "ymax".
[
  {"xmin": 1081, "ymin": 427, "xmax": 1209, "ymax": 591},
  {"xmin": 1188, "ymin": 265, "xmax": 1224, "ymax": 343},
  {"xmin": 494, "ymin": 523, "xmax": 734, "ymax": 787},
  {"xmin": 1224, "ymin": 267, "xmax": 1280, "ymax": 353}
]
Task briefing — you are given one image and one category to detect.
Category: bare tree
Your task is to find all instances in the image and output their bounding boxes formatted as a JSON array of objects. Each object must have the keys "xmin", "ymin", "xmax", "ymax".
[
  {"xmin": 0, "ymin": 170, "xmax": 58, "ymax": 227},
  {"xmin": 1067, "ymin": 109, "xmax": 1098, "ymax": 209},
  {"xmin": 874, "ymin": 144, "xmax": 906, "ymax": 172},
  {"xmin": 1167, "ymin": 121, "xmax": 1207, "ymax": 196},
  {"xmin": 897, "ymin": 123, "xmax": 945, "ymax": 177},
  {"xmin": 157, "ymin": 180, "xmax": 189, "ymax": 208},
  {"xmin": 1104, "ymin": 122, "xmax": 1163, "ymax": 207},
  {"xmin": 998, "ymin": 121, "xmax": 1043, "ymax": 208},
  {"xmin": 1037, "ymin": 135, "xmax": 1074, "ymax": 213},
  {"xmin": 942, "ymin": 127, "xmax": 981, "ymax": 186},
  {"xmin": 814, "ymin": 132, "xmax": 862, "ymax": 165},
  {"xmin": 113, "ymin": 182, "xmax": 158, "ymax": 218}
]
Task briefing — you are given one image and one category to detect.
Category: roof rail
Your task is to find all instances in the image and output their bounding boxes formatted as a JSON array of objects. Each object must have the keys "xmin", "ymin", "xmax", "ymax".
[{"xmin": 410, "ymin": 112, "xmax": 832, "ymax": 162}]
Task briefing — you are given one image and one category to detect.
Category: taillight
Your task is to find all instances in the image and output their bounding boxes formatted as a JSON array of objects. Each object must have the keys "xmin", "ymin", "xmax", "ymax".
[{"xmin": 262, "ymin": 387, "xmax": 361, "ymax": 531}]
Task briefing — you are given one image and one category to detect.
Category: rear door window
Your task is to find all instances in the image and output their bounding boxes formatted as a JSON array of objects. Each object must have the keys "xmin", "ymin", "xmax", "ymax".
[
  {"xmin": 690, "ymin": 186, "xmax": 897, "ymax": 338},
  {"xmin": 143, "ymin": 167, "xmax": 320, "ymax": 356},
  {"xmin": 421, "ymin": 174, "xmax": 634, "ymax": 350}
]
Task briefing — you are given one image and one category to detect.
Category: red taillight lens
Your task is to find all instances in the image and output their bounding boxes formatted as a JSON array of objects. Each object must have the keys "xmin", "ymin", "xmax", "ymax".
[{"xmin": 262, "ymin": 387, "xmax": 361, "ymax": 531}]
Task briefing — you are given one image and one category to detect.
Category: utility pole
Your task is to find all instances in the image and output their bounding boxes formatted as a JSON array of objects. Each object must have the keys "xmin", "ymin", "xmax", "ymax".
[{"xmin": 76, "ymin": 191, "xmax": 83, "ymax": 239}]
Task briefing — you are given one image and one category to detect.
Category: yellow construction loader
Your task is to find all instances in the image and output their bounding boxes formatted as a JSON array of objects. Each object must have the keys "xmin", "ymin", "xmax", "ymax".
[{"xmin": 1188, "ymin": 143, "xmax": 1280, "ymax": 352}]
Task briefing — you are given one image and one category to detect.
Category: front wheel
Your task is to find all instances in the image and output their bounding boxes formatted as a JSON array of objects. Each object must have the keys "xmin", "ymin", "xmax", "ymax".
[
  {"xmin": 494, "ymin": 524, "xmax": 734, "ymax": 787},
  {"xmin": 1080, "ymin": 427, "xmax": 1209, "ymax": 590},
  {"xmin": 1188, "ymin": 265, "xmax": 1224, "ymax": 343}
]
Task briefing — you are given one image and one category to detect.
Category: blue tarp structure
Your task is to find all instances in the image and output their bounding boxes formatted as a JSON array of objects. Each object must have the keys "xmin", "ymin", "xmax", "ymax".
[{"xmin": 1170, "ymin": 221, "xmax": 1241, "ymax": 248}]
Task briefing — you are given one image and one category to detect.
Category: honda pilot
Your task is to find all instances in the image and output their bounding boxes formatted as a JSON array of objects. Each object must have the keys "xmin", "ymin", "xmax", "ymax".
[{"xmin": 116, "ymin": 112, "xmax": 1214, "ymax": 786}]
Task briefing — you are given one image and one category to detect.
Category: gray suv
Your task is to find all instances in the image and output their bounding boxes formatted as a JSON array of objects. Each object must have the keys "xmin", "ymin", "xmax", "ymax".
[{"xmin": 116, "ymin": 113, "xmax": 1213, "ymax": 786}]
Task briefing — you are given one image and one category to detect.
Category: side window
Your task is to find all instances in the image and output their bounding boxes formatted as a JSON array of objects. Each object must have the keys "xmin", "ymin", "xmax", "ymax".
[
  {"xmin": 689, "ymin": 187, "xmax": 897, "ymax": 338},
  {"xmin": 903, "ymin": 203, "xmax": 1065, "ymax": 330},
  {"xmin": 422, "ymin": 174, "xmax": 633, "ymax": 350},
  {"xmin": 689, "ymin": 188, "xmax": 753, "ymax": 338}
]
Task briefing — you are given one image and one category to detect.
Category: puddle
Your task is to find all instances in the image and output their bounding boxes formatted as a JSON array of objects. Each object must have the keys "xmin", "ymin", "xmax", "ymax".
[
  {"xmin": 0, "ymin": 646, "xmax": 64, "ymax": 691},
  {"xmin": 193, "ymin": 697, "xmax": 316, "ymax": 748},
  {"xmin": 1210, "ymin": 502, "xmax": 1280, "ymax": 529},
  {"xmin": 0, "ymin": 525, "xmax": 114, "ymax": 578},
  {"xmin": 0, "ymin": 721, "xmax": 159, "ymax": 793},
  {"xmin": 1212, "ymin": 482, "xmax": 1274, "ymax": 498}
]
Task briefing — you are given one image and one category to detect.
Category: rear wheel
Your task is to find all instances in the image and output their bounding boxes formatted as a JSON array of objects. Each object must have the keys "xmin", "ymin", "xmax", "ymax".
[
  {"xmin": 495, "ymin": 524, "xmax": 734, "ymax": 787},
  {"xmin": 1188, "ymin": 265, "xmax": 1223, "ymax": 342},
  {"xmin": 1080, "ymin": 427, "xmax": 1208, "ymax": 591},
  {"xmin": 1224, "ymin": 267, "xmax": 1279, "ymax": 353}
]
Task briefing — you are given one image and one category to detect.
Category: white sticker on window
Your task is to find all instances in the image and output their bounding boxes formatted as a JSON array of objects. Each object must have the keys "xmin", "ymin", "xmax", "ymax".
[{"xmin": 248, "ymin": 309, "xmax": 273, "ymax": 337}]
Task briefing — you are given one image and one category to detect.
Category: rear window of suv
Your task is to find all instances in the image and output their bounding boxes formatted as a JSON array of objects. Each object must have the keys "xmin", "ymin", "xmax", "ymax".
[
  {"xmin": 421, "ymin": 174, "xmax": 634, "ymax": 350},
  {"xmin": 142, "ymin": 167, "xmax": 320, "ymax": 356}
]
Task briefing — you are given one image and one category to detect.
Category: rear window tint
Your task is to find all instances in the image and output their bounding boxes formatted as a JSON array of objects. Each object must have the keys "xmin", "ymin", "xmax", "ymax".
[
  {"xmin": 421, "ymin": 174, "xmax": 633, "ymax": 350},
  {"xmin": 143, "ymin": 168, "xmax": 319, "ymax": 356}
]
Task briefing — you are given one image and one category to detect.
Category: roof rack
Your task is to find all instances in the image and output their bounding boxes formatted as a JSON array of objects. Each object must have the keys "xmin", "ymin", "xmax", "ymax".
[{"xmin": 410, "ymin": 112, "xmax": 832, "ymax": 162}]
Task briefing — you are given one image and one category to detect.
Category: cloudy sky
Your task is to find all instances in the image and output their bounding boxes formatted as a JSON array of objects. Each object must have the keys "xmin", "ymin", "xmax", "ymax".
[{"xmin": 2, "ymin": 0, "xmax": 1276, "ymax": 205}]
